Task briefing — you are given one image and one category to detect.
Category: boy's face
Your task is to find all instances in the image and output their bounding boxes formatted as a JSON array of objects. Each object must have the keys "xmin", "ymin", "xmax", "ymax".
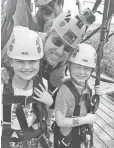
[
  {"xmin": 11, "ymin": 59, "xmax": 40, "ymax": 81},
  {"xmin": 44, "ymin": 31, "xmax": 73, "ymax": 66},
  {"xmin": 70, "ymin": 63, "xmax": 92, "ymax": 86}
]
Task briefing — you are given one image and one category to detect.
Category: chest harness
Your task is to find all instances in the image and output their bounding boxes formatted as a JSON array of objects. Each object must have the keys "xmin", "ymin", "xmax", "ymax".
[
  {"xmin": 40, "ymin": 60, "xmax": 65, "ymax": 95},
  {"xmin": 2, "ymin": 70, "xmax": 50, "ymax": 148},
  {"xmin": 53, "ymin": 80, "xmax": 94, "ymax": 148}
]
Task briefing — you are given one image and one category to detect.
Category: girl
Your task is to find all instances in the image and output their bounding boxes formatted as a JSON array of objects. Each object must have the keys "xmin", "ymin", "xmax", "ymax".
[{"xmin": 1, "ymin": 26, "xmax": 53, "ymax": 148}]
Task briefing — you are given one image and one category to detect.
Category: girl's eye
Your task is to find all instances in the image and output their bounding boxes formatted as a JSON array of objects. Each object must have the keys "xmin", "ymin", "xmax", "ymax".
[{"xmin": 16, "ymin": 60, "xmax": 23, "ymax": 63}]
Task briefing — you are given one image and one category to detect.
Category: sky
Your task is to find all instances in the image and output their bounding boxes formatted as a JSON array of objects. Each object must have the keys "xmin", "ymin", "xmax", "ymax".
[{"xmin": 63, "ymin": 0, "xmax": 114, "ymax": 24}]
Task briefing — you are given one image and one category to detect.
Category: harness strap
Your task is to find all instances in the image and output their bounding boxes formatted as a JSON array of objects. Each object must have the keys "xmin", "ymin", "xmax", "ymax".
[
  {"xmin": 2, "ymin": 73, "xmax": 49, "ymax": 148},
  {"xmin": 1, "ymin": 124, "xmax": 11, "ymax": 148},
  {"xmin": 57, "ymin": 80, "xmax": 93, "ymax": 148},
  {"xmin": 3, "ymin": 95, "xmax": 40, "ymax": 105}
]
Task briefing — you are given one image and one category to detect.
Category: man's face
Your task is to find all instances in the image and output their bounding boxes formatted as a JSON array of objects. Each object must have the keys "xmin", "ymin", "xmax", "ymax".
[{"xmin": 44, "ymin": 31, "xmax": 74, "ymax": 66}]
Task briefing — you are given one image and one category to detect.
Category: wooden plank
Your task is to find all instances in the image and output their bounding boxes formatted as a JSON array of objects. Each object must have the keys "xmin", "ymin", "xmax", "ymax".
[
  {"xmin": 100, "ymin": 99, "xmax": 114, "ymax": 112},
  {"xmin": 96, "ymin": 109, "xmax": 114, "ymax": 128},
  {"xmin": 93, "ymin": 133, "xmax": 108, "ymax": 148},
  {"xmin": 94, "ymin": 124, "xmax": 114, "ymax": 148},
  {"xmin": 99, "ymin": 103, "xmax": 114, "ymax": 119},
  {"xmin": 95, "ymin": 114, "xmax": 114, "ymax": 139},
  {"xmin": 102, "ymin": 95, "xmax": 114, "ymax": 105}
]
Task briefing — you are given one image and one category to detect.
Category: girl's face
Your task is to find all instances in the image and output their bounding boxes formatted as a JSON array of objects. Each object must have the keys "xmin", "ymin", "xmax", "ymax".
[
  {"xmin": 70, "ymin": 63, "xmax": 92, "ymax": 86},
  {"xmin": 11, "ymin": 59, "xmax": 40, "ymax": 81}
]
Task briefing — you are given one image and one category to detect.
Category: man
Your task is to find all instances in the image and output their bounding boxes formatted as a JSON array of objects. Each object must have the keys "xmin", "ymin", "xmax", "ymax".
[{"xmin": 2, "ymin": 8, "xmax": 95, "ymax": 129}]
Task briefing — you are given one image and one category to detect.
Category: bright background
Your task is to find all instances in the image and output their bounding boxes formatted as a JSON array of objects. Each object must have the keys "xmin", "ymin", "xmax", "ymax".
[{"xmin": 63, "ymin": 0, "xmax": 114, "ymax": 24}]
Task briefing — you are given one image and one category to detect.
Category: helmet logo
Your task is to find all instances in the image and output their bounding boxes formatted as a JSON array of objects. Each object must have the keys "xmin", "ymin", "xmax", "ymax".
[
  {"xmin": 21, "ymin": 52, "xmax": 28, "ymax": 55},
  {"xmin": 59, "ymin": 21, "xmax": 66, "ymax": 27},
  {"xmin": 63, "ymin": 29, "xmax": 77, "ymax": 44},
  {"xmin": 37, "ymin": 47, "xmax": 41, "ymax": 53},
  {"xmin": 73, "ymin": 50, "xmax": 77, "ymax": 58},
  {"xmin": 9, "ymin": 44, "xmax": 13, "ymax": 52},
  {"xmin": 94, "ymin": 53, "xmax": 97, "ymax": 64},
  {"xmin": 76, "ymin": 46, "xmax": 79, "ymax": 52},
  {"xmin": 64, "ymin": 10, "xmax": 71, "ymax": 23},
  {"xmin": 9, "ymin": 35, "xmax": 15, "ymax": 52},
  {"xmin": 36, "ymin": 37, "xmax": 41, "ymax": 53},
  {"xmin": 82, "ymin": 59, "xmax": 88, "ymax": 62}
]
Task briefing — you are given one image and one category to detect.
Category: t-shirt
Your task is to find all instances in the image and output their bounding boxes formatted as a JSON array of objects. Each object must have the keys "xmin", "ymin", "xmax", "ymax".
[
  {"xmin": 1, "ymin": 78, "xmax": 48, "ymax": 130},
  {"xmin": 55, "ymin": 84, "xmax": 89, "ymax": 136}
]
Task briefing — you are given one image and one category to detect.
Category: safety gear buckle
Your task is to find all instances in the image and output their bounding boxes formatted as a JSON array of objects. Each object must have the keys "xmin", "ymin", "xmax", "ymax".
[{"xmin": 61, "ymin": 138, "xmax": 70, "ymax": 146}]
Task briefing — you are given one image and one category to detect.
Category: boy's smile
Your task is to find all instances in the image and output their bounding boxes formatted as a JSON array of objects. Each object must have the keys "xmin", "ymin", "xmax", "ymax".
[{"xmin": 70, "ymin": 63, "xmax": 92, "ymax": 86}]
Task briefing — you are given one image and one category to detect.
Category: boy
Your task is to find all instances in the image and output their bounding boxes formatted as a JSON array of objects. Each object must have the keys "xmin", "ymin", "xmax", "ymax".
[{"xmin": 54, "ymin": 44, "xmax": 97, "ymax": 148}]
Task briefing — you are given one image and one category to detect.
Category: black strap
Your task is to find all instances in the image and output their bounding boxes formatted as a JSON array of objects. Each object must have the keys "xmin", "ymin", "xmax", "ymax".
[
  {"xmin": 64, "ymin": 80, "xmax": 80, "ymax": 105},
  {"xmin": 39, "ymin": 136, "xmax": 49, "ymax": 148},
  {"xmin": 1, "ymin": 124, "xmax": 11, "ymax": 148},
  {"xmin": 64, "ymin": 80, "xmax": 81, "ymax": 116},
  {"xmin": 2, "ymin": 73, "xmax": 48, "ymax": 148},
  {"xmin": 2, "ymin": 95, "xmax": 40, "ymax": 105}
]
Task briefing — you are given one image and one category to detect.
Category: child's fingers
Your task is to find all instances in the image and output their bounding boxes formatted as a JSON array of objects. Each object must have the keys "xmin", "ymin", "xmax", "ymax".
[
  {"xmin": 33, "ymin": 96, "xmax": 42, "ymax": 102},
  {"xmin": 39, "ymin": 83, "xmax": 45, "ymax": 92},
  {"xmin": 34, "ymin": 89, "xmax": 42, "ymax": 98},
  {"xmin": 34, "ymin": 87, "xmax": 43, "ymax": 95}
]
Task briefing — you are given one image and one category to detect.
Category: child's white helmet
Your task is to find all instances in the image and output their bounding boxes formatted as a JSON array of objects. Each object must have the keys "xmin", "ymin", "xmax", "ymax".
[
  {"xmin": 7, "ymin": 26, "xmax": 44, "ymax": 60},
  {"xmin": 53, "ymin": 9, "xmax": 95, "ymax": 50},
  {"xmin": 69, "ymin": 44, "xmax": 97, "ymax": 68}
]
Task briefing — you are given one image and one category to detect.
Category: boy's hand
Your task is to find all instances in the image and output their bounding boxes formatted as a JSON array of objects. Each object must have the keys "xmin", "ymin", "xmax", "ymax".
[
  {"xmin": 94, "ymin": 84, "xmax": 113, "ymax": 95},
  {"xmin": 1, "ymin": 68, "xmax": 9, "ymax": 84},
  {"xmin": 33, "ymin": 84, "xmax": 53, "ymax": 106},
  {"xmin": 85, "ymin": 113, "xmax": 96, "ymax": 124}
]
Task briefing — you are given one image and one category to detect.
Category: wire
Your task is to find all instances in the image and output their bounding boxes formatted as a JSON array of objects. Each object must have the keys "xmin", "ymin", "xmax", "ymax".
[{"xmin": 84, "ymin": 0, "xmax": 104, "ymax": 5}]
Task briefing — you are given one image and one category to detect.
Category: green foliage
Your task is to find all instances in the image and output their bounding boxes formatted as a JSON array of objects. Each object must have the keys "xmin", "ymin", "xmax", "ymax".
[{"xmin": 84, "ymin": 25, "xmax": 114, "ymax": 79}]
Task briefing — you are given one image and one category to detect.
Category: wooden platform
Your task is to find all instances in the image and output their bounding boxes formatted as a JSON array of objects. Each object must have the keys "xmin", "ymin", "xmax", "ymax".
[{"xmin": 88, "ymin": 76, "xmax": 114, "ymax": 148}]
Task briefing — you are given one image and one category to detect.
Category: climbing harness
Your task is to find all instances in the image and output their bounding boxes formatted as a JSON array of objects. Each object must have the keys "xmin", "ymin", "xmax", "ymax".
[
  {"xmin": 53, "ymin": 80, "xmax": 93, "ymax": 148},
  {"xmin": 1, "ymin": 70, "xmax": 50, "ymax": 148}
]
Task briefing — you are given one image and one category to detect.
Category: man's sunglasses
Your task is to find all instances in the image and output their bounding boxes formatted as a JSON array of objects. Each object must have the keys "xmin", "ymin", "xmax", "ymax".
[{"xmin": 52, "ymin": 36, "xmax": 74, "ymax": 53}]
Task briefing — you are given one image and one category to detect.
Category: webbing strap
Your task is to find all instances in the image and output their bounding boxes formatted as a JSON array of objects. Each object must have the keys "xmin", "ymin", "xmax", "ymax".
[
  {"xmin": 16, "ymin": 104, "xmax": 28, "ymax": 131},
  {"xmin": 64, "ymin": 80, "xmax": 81, "ymax": 148},
  {"xmin": 3, "ymin": 95, "xmax": 39, "ymax": 105},
  {"xmin": 1, "ymin": 124, "xmax": 11, "ymax": 148},
  {"xmin": 39, "ymin": 136, "xmax": 49, "ymax": 148}
]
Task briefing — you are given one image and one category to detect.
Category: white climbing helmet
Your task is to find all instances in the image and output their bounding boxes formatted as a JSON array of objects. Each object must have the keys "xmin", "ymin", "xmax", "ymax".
[
  {"xmin": 53, "ymin": 8, "xmax": 95, "ymax": 50},
  {"xmin": 35, "ymin": 0, "xmax": 52, "ymax": 6},
  {"xmin": 69, "ymin": 44, "xmax": 97, "ymax": 68},
  {"xmin": 7, "ymin": 26, "xmax": 44, "ymax": 60}
]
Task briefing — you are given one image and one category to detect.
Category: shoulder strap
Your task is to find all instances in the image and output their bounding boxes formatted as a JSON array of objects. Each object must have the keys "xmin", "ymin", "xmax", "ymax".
[
  {"xmin": 64, "ymin": 80, "xmax": 80, "ymax": 105},
  {"xmin": 64, "ymin": 80, "xmax": 81, "ymax": 116}
]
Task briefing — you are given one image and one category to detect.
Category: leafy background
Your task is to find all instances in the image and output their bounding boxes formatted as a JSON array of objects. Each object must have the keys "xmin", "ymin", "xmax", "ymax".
[{"xmin": 85, "ymin": 24, "xmax": 114, "ymax": 79}]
